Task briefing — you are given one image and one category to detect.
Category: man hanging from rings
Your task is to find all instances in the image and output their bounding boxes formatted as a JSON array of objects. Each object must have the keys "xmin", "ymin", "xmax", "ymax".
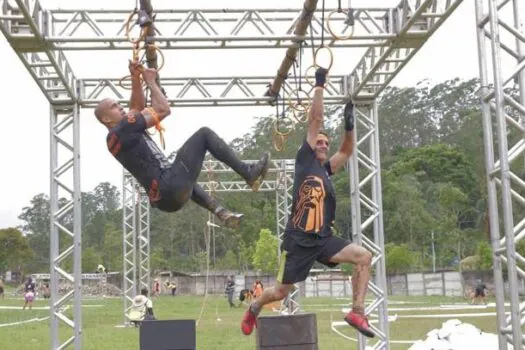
[
  {"xmin": 94, "ymin": 60, "xmax": 270, "ymax": 228},
  {"xmin": 240, "ymin": 67, "xmax": 375, "ymax": 338}
]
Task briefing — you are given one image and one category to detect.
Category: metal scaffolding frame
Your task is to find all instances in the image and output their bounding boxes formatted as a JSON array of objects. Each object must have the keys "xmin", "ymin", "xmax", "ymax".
[
  {"xmin": 198, "ymin": 158, "xmax": 294, "ymax": 243},
  {"xmin": 121, "ymin": 171, "xmax": 151, "ymax": 326},
  {"xmin": 48, "ymin": 103, "xmax": 82, "ymax": 350},
  {"xmin": 0, "ymin": 0, "xmax": 468, "ymax": 349},
  {"xmin": 347, "ymin": 102, "xmax": 389, "ymax": 349},
  {"xmin": 475, "ymin": 1, "xmax": 525, "ymax": 349},
  {"xmin": 121, "ymin": 159, "xmax": 295, "ymax": 322}
]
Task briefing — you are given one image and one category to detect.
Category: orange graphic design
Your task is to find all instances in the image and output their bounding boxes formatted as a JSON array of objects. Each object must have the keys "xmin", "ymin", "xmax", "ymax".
[
  {"xmin": 127, "ymin": 113, "xmax": 136, "ymax": 124},
  {"xmin": 292, "ymin": 175, "xmax": 325, "ymax": 233}
]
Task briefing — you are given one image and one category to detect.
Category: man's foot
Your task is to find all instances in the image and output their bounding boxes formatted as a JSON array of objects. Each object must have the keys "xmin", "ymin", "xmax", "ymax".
[
  {"xmin": 216, "ymin": 208, "xmax": 244, "ymax": 229},
  {"xmin": 241, "ymin": 307, "xmax": 257, "ymax": 335},
  {"xmin": 344, "ymin": 311, "xmax": 375, "ymax": 338},
  {"xmin": 246, "ymin": 152, "xmax": 271, "ymax": 192}
]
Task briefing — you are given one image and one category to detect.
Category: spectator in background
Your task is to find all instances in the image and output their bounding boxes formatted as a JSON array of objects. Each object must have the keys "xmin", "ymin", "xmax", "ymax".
[
  {"xmin": 0, "ymin": 277, "xmax": 4, "ymax": 300},
  {"xmin": 152, "ymin": 279, "xmax": 161, "ymax": 297},
  {"xmin": 473, "ymin": 279, "xmax": 488, "ymax": 305},
  {"xmin": 225, "ymin": 276, "xmax": 236, "ymax": 308},
  {"xmin": 23, "ymin": 277, "xmax": 36, "ymax": 310},
  {"xmin": 128, "ymin": 288, "xmax": 155, "ymax": 327}
]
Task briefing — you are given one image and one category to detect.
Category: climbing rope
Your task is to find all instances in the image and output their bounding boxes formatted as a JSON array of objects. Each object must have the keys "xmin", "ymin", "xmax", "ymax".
[
  {"xmin": 196, "ymin": 160, "xmax": 216, "ymax": 327},
  {"xmin": 312, "ymin": 0, "xmax": 334, "ymax": 71},
  {"xmin": 288, "ymin": 41, "xmax": 311, "ymax": 124}
]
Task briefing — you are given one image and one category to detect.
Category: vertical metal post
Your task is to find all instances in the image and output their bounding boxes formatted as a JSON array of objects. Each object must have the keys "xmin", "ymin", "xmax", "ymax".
[
  {"xmin": 348, "ymin": 102, "xmax": 389, "ymax": 350},
  {"xmin": 122, "ymin": 171, "xmax": 137, "ymax": 325},
  {"xmin": 474, "ymin": 0, "xmax": 525, "ymax": 348},
  {"xmin": 49, "ymin": 102, "xmax": 82, "ymax": 349}
]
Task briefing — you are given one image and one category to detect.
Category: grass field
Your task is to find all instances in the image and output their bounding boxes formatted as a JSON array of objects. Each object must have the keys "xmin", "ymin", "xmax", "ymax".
[{"xmin": 0, "ymin": 292, "xmax": 504, "ymax": 350}]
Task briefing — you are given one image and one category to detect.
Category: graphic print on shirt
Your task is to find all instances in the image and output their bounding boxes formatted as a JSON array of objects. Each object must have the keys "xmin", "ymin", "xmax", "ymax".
[
  {"xmin": 142, "ymin": 134, "xmax": 170, "ymax": 169},
  {"xmin": 291, "ymin": 175, "xmax": 325, "ymax": 233}
]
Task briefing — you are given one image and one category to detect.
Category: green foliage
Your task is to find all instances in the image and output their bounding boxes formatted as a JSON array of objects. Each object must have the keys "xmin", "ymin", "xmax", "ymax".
[
  {"xmin": 385, "ymin": 243, "xmax": 417, "ymax": 274},
  {"xmin": 252, "ymin": 229, "xmax": 279, "ymax": 274},
  {"xmin": 82, "ymin": 247, "xmax": 102, "ymax": 273},
  {"xmin": 11, "ymin": 77, "xmax": 495, "ymax": 276},
  {"xmin": 476, "ymin": 240, "xmax": 493, "ymax": 271},
  {"xmin": 0, "ymin": 227, "xmax": 33, "ymax": 272},
  {"xmin": 215, "ymin": 250, "xmax": 238, "ymax": 270}
]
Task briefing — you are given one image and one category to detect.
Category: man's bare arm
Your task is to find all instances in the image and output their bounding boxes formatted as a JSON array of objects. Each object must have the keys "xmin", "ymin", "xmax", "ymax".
[
  {"xmin": 306, "ymin": 68, "xmax": 328, "ymax": 149},
  {"xmin": 129, "ymin": 60, "xmax": 146, "ymax": 112},
  {"xmin": 140, "ymin": 68, "xmax": 171, "ymax": 128},
  {"xmin": 330, "ymin": 102, "xmax": 356, "ymax": 173}
]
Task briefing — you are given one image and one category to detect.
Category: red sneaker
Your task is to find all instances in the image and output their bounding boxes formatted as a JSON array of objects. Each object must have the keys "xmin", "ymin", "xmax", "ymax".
[
  {"xmin": 241, "ymin": 307, "xmax": 257, "ymax": 335},
  {"xmin": 344, "ymin": 311, "xmax": 375, "ymax": 338}
]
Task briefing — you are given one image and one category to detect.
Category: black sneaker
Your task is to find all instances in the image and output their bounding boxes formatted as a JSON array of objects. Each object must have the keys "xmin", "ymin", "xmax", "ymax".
[
  {"xmin": 216, "ymin": 208, "xmax": 244, "ymax": 229},
  {"xmin": 247, "ymin": 152, "xmax": 271, "ymax": 192}
]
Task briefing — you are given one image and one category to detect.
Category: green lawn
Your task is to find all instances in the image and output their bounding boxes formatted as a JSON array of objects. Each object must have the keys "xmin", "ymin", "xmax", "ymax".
[{"xmin": 0, "ymin": 294, "xmax": 503, "ymax": 349}]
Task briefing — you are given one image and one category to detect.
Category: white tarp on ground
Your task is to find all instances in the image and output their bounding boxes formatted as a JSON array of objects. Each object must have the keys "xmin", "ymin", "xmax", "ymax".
[{"xmin": 408, "ymin": 319, "xmax": 512, "ymax": 350}]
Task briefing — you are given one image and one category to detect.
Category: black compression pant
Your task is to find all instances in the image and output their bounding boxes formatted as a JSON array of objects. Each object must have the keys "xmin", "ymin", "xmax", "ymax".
[{"xmin": 156, "ymin": 127, "xmax": 250, "ymax": 213}]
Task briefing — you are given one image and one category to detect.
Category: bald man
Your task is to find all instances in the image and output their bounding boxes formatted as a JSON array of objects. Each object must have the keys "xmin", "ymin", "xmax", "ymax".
[{"xmin": 94, "ymin": 61, "xmax": 270, "ymax": 228}]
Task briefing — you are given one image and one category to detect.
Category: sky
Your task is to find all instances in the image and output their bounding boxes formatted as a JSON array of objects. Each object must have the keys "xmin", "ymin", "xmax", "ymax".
[{"xmin": 0, "ymin": 0, "xmax": 483, "ymax": 228}]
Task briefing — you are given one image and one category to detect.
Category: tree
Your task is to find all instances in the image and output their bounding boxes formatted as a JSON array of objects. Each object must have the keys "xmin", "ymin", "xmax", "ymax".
[
  {"xmin": 385, "ymin": 243, "xmax": 417, "ymax": 274},
  {"xmin": 18, "ymin": 193, "xmax": 51, "ymax": 270},
  {"xmin": 252, "ymin": 229, "xmax": 279, "ymax": 274},
  {"xmin": 476, "ymin": 240, "xmax": 493, "ymax": 270},
  {"xmin": 215, "ymin": 250, "xmax": 238, "ymax": 270},
  {"xmin": 0, "ymin": 227, "xmax": 33, "ymax": 272}
]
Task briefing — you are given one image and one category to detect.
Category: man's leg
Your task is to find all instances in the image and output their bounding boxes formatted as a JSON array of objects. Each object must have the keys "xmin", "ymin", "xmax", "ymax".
[
  {"xmin": 241, "ymin": 282, "xmax": 294, "ymax": 335},
  {"xmin": 327, "ymin": 241, "xmax": 374, "ymax": 338},
  {"xmin": 191, "ymin": 184, "xmax": 243, "ymax": 228},
  {"xmin": 172, "ymin": 127, "xmax": 270, "ymax": 191},
  {"xmin": 241, "ymin": 237, "xmax": 316, "ymax": 336}
]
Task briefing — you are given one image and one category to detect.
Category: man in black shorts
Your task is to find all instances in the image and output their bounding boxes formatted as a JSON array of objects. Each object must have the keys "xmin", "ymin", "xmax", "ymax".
[
  {"xmin": 240, "ymin": 68, "xmax": 374, "ymax": 338},
  {"xmin": 94, "ymin": 61, "xmax": 270, "ymax": 228},
  {"xmin": 472, "ymin": 279, "xmax": 488, "ymax": 304}
]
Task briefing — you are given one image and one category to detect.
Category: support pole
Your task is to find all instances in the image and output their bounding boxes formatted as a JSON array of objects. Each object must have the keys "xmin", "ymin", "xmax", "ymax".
[
  {"xmin": 49, "ymin": 102, "xmax": 82, "ymax": 350},
  {"xmin": 265, "ymin": 0, "xmax": 318, "ymax": 101}
]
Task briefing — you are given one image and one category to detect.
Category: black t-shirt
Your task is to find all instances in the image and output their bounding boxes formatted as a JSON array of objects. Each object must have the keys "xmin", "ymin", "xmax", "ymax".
[
  {"xmin": 285, "ymin": 140, "xmax": 336, "ymax": 245},
  {"xmin": 25, "ymin": 282, "xmax": 35, "ymax": 292},
  {"xmin": 106, "ymin": 112, "xmax": 170, "ymax": 198}
]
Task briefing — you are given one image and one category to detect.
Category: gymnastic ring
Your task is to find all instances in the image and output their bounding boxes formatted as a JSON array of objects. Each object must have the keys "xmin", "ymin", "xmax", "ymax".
[
  {"xmin": 304, "ymin": 64, "xmax": 331, "ymax": 88},
  {"xmin": 118, "ymin": 74, "xmax": 146, "ymax": 90},
  {"xmin": 272, "ymin": 132, "xmax": 285, "ymax": 152},
  {"xmin": 273, "ymin": 116, "xmax": 295, "ymax": 137},
  {"xmin": 124, "ymin": 11, "xmax": 148, "ymax": 44},
  {"xmin": 287, "ymin": 88, "xmax": 311, "ymax": 113},
  {"xmin": 313, "ymin": 45, "xmax": 334, "ymax": 71},
  {"xmin": 137, "ymin": 44, "xmax": 166, "ymax": 72},
  {"xmin": 292, "ymin": 108, "xmax": 309, "ymax": 124},
  {"xmin": 327, "ymin": 9, "xmax": 356, "ymax": 41}
]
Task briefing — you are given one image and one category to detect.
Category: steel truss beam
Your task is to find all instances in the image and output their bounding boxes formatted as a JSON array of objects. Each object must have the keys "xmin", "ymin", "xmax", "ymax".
[
  {"xmin": 121, "ymin": 171, "xmax": 151, "ymax": 326},
  {"xmin": 0, "ymin": 0, "xmax": 77, "ymax": 104},
  {"xmin": 348, "ymin": 102, "xmax": 388, "ymax": 349},
  {"xmin": 1, "ymin": 0, "xmax": 464, "ymax": 104},
  {"xmin": 78, "ymin": 75, "xmax": 347, "ymax": 108},
  {"xmin": 349, "ymin": 0, "xmax": 464, "ymax": 101},
  {"xmin": 1, "ymin": 5, "xmax": 434, "ymax": 50},
  {"xmin": 49, "ymin": 104, "xmax": 82, "ymax": 350},
  {"xmin": 475, "ymin": 0, "xmax": 525, "ymax": 349}
]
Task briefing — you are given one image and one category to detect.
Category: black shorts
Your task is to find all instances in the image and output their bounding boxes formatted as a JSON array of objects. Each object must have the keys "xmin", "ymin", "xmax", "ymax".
[
  {"xmin": 475, "ymin": 288, "xmax": 485, "ymax": 297},
  {"xmin": 277, "ymin": 234, "xmax": 351, "ymax": 284}
]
